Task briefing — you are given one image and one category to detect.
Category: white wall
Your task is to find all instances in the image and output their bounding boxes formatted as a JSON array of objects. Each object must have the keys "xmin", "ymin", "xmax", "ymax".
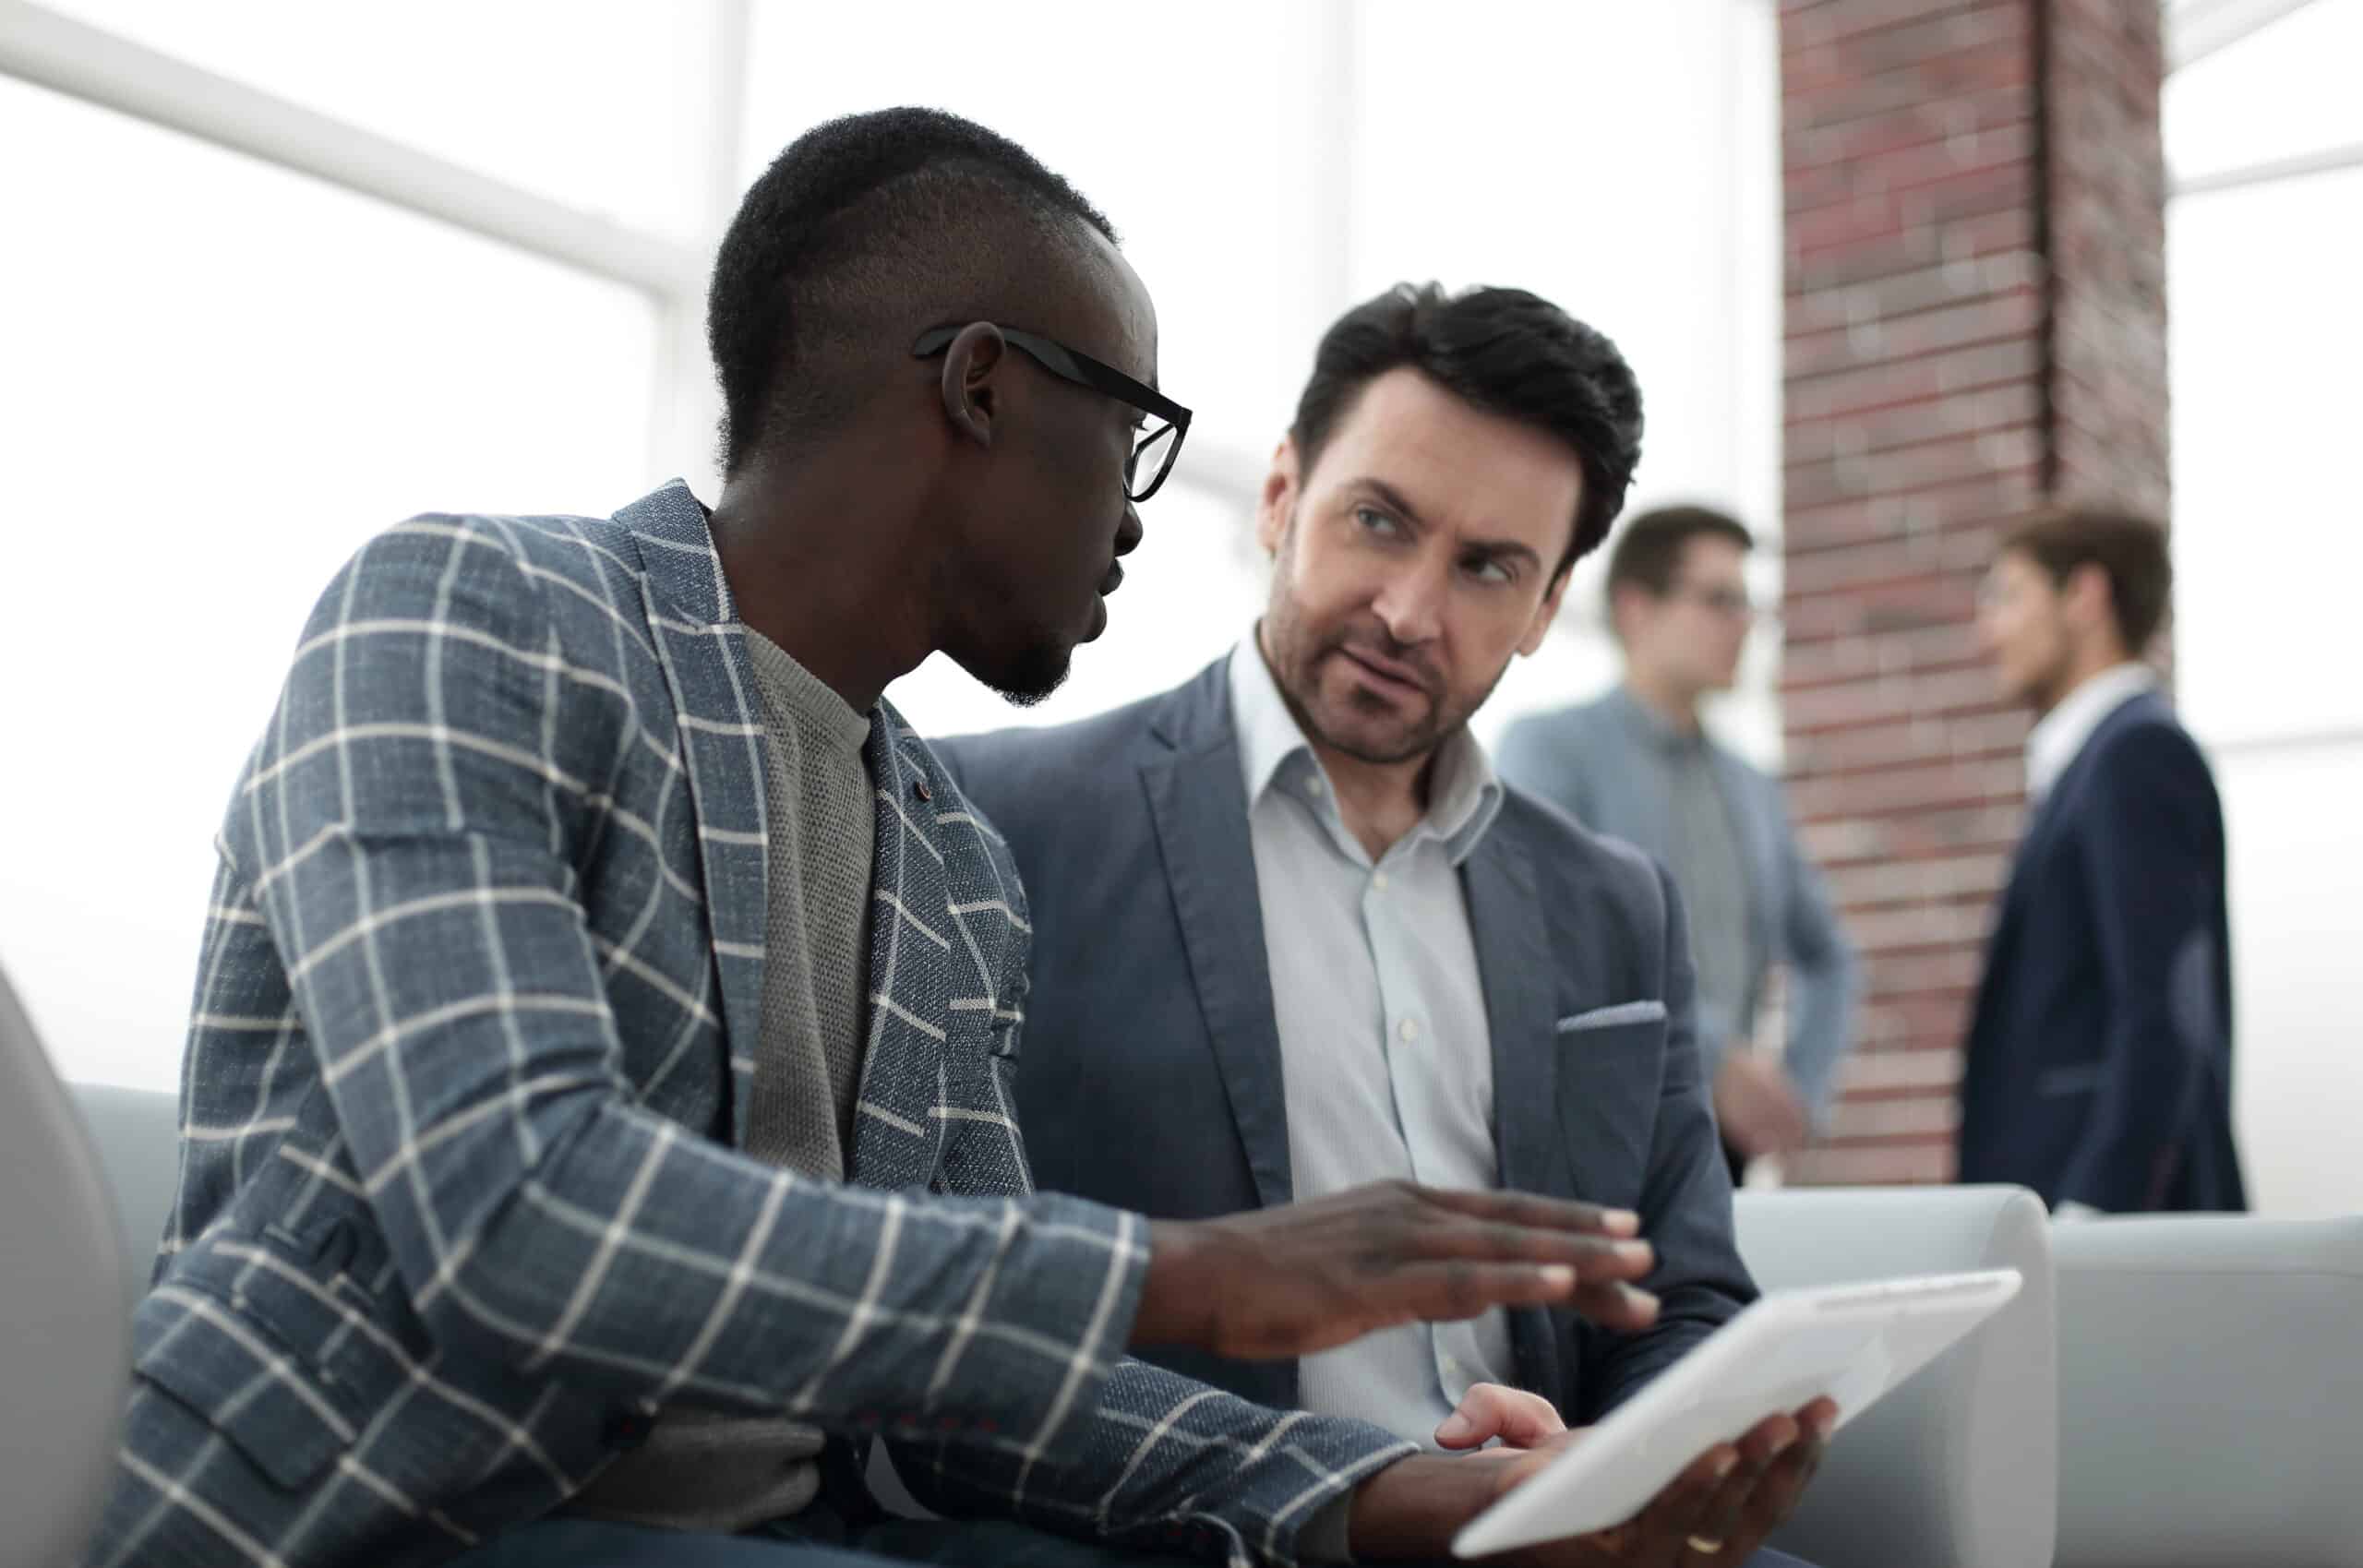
[{"xmin": 2163, "ymin": 0, "xmax": 2363, "ymax": 1217}]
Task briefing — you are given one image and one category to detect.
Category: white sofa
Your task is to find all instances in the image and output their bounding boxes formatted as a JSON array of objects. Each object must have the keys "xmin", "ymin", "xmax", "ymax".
[
  {"xmin": 1735, "ymin": 1186, "xmax": 2058, "ymax": 1568},
  {"xmin": 44, "ymin": 1071, "xmax": 2065, "ymax": 1568},
  {"xmin": 0, "ymin": 972, "xmax": 130, "ymax": 1568},
  {"xmin": 2051, "ymin": 1213, "xmax": 2363, "ymax": 1568}
]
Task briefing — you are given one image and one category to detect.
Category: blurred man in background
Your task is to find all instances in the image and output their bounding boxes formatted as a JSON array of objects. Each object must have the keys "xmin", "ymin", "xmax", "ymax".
[
  {"xmin": 1498, "ymin": 508, "xmax": 1857, "ymax": 1182},
  {"xmin": 1961, "ymin": 505, "xmax": 2246, "ymax": 1215}
]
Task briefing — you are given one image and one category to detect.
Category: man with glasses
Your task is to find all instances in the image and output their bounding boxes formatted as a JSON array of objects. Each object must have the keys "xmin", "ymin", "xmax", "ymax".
[
  {"xmin": 86, "ymin": 110, "xmax": 1657, "ymax": 1568},
  {"xmin": 1499, "ymin": 508, "xmax": 1858, "ymax": 1183}
]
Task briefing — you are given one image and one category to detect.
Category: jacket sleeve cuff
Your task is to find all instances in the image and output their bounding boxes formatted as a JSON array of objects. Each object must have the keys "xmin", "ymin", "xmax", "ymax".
[{"xmin": 1298, "ymin": 1493, "xmax": 1356, "ymax": 1562}]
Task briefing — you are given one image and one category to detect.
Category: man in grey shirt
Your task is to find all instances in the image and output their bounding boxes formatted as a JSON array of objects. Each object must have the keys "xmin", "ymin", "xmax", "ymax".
[
  {"xmin": 571, "ymin": 626, "xmax": 876, "ymax": 1529},
  {"xmin": 1497, "ymin": 507, "xmax": 1858, "ymax": 1181}
]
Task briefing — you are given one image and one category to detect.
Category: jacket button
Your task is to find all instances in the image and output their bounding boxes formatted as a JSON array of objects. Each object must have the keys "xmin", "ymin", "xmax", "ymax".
[{"xmin": 914, "ymin": 778, "xmax": 932, "ymax": 803}]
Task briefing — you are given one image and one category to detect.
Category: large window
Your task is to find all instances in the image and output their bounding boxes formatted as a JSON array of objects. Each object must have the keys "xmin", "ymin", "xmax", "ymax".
[
  {"xmin": 0, "ymin": 70, "xmax": 661, "ymax": 1089},
  {"xmin": 2164, "ymin": 0, "xmax": 2363, "ymax": 1218},
  {"xmin": 2, "ymin": 0, "xmax": 1782, "ymax": 1095}
]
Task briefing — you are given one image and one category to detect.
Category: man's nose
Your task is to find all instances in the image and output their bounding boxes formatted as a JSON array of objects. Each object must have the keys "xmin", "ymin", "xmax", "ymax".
[
  {"xmin": 1372, "ymin": 560, "xmax": 1445, "ymax": 645},
  {"xmin": 1114, "ymin": 500, "xmax": 1144, "ymax": 557}
]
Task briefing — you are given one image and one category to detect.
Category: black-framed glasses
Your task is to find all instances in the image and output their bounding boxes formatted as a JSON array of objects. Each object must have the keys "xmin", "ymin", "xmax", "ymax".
[{"xmin": 913, "ymin": 323, "xmax": 1193, "ymax": 503}]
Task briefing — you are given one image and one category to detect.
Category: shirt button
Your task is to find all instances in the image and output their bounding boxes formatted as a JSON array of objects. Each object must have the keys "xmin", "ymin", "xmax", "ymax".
[
  {"xmin": 1398, "ymin": 1018, "xmax": 1420, "ymax": 1042},
  {"xmin": 1372, "ymin": 871, "xmax": 1389, "ymax": 892},
  {"xmin": 1305, "ymin": 776, "xmax": 1325, "ymax": 797}
]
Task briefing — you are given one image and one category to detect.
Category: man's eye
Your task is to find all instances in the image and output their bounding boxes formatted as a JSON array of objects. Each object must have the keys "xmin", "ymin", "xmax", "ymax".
[
  {"xmin": 1467, "ymin": 558, "xmax": 1514, "ymax": 585},
  {"xmin": 1354, "ymin": 506, "xmax": 1399, "ymax": 535}
]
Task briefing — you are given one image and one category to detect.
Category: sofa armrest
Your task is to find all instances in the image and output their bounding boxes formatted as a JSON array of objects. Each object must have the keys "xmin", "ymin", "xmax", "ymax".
[
  {"xmin": 2053, "ymin": 1215, "xmax": 2363, "ymax": 1568},
  {"xmin": 69, "ymin": 1082, "xmax": 181, "ymax": 1303},
  {"xmin": 1733, "ymin": 1185, "xmax": 2057, "ymax": 1568}
]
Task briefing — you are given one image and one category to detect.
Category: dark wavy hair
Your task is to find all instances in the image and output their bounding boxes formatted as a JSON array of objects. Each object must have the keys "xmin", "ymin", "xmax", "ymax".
[
  {"xmin": 1288, "ymin": 282, "xmax": 1645, "ymax": 577},
  {"xmin": 2004, "ymin": 504, "xmax": 2174, "ymax": 654}
]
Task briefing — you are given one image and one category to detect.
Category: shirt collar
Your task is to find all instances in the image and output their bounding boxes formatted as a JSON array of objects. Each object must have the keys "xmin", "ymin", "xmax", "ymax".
[
  {"xmin": 1608, "ymin": 683, "xmax": 1709, "ymax": 754},
  {"xmin": 1227, "ymin": 631, "xmax": 1505, "ymax": 866},
  {"xmin": 2026, "ymin": 663, "xmax": 2158, "ymax": 801}
]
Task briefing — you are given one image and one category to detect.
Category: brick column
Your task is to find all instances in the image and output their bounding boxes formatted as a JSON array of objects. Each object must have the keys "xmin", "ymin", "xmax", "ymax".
[{"xmin": 1776, "ymin": 0, "xmax": 2170, "ymax": 1184}]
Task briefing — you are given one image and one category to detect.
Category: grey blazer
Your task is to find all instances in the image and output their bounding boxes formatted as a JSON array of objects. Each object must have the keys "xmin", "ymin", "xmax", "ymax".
[
  {"xmin": 937, "ymin": 659, "xmax": 1754, "ymax": 1425},
  {"xmin": 85, "ymin": 485, "xmax": 1411, "ymax": 1568},
  {"xmin": 1496, "ymin": 690, "xmax": 1857, "ymax": 1119}
]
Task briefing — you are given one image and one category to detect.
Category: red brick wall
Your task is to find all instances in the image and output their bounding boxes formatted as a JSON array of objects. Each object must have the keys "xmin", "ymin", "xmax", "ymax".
[{"xmin": 1777, "ymin": 0, "xmax": 2170, "ymax": 1185}]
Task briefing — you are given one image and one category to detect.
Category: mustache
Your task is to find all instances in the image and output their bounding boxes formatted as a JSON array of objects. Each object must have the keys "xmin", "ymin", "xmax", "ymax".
[{"xmin": 1327, "ymin": 628, "xmax": 1443, "ymax": 697}]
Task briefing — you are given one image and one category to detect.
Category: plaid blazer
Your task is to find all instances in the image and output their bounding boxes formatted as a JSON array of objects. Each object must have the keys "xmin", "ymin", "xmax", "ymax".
[{"xmin": 86, "ymin": 482, "xmax": 1413, "ymax": 1568}]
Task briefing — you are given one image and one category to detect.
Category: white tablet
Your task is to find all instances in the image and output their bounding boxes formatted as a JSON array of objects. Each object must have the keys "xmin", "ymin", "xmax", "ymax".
[{"xmin": 1452, "ymin": 1267, "xmax": 2022, "ymax": 1558}]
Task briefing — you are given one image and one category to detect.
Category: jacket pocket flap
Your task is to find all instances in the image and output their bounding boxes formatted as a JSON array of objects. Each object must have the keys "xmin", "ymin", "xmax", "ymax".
[{"xmin": 131, "ymin": 1282, "xmax": 358, "ymax": 1492}]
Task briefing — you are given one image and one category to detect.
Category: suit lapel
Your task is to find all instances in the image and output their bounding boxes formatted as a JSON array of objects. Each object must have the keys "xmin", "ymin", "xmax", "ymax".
[
  {"xmin": 1977, "ymin": 703, "xmax": 2129, "ymax": 1033},
  {"xmin": 618, "ymin": 485, "xmax": 769, "ymax": 1147},
  {"xmin": 849, "ymin": 711, "xmax": 954, "ymax": 1190},
  {"xmin": 1465, "ymin": 816, "xmax": 1581, "ymax": 1406},
  {"xmin": 1990, "ymin": 711, "xmax": 2106, "ymax": 959},
  {"xmin": 1141, "ymin": 664, "xmax": 1295, "ymax": 1209},
  {"xmin": 1462, "ymin": 827, "xmax": 1560, "ymax": 1199}
]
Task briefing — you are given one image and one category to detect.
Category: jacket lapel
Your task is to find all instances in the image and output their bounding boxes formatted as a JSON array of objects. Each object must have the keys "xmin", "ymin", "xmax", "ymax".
[
  {"xmin": 1987, "ymin": 706, "xmax": 2108, "ymax": 969},
  {"xmin": 1141, "ymin": 662, "xmax": 1295, "ymax": 1209},
  {"xmin": 1461, "ymin": 826, "xmax": 1560, "ymax": 1199},
  {"xmin": 1464, "ymin": 811, "xmax": 1581, "ymax": 1407},
  {"xmin": 847, "ymin": 708, "xmax": 953, "ymax": 1190},
  {"xmin": 618, "ymin": 483, "xmax": 769, "ymax": 1148},
  {"xmin": 1982, "ymin": 690, "xmax": 2162, "ymax": 1005}
]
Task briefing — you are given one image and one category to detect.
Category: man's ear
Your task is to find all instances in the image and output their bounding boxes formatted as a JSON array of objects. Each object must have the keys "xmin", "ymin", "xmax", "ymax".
[
  {"xmin": 939, "ymin": 322, "xmax": 1007, "ymax": 449},
  {"xmin": 1519, "ymin": 564, "xmax": 1575, "ymax": 657},
  {"xmin": 1255, "ymin": 436, "xmax": 1301, "ymax": 557},
  {"xmin": 2063, "ymin": 561, "xmax": 2117, "ymax": 640}
]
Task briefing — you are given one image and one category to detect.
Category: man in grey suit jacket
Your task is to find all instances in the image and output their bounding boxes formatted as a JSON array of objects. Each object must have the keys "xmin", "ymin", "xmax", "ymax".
[
  {"xmin": 944, "ymin": 285, "xmax": 1832, "ymax": 1568},
  {"xmin": 1497, "ymin": 508, "xmax": 1857, "ymax": 1181},
  {"xmin": 83, "ymin": 114, "xmax": 1656, "ymax": 1568}
]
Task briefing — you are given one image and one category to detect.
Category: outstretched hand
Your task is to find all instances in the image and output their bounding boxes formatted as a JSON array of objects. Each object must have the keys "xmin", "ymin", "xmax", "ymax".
[{"xmin": 1134, "ymin": 1182, "xmax": 1661, "ymax": 1360}]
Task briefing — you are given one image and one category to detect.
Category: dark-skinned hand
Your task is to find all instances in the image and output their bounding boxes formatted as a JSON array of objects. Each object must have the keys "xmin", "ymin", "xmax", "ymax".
[{"xmin": 1133, "ymin": 1182, "xmax": 1661, "ymax": 1359}]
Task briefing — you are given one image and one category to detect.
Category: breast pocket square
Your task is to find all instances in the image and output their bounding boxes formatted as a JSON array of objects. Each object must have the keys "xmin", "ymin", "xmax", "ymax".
[{"xmin": 1554, "ymin": 999, "xmax": 1669, "ymax": 1034}]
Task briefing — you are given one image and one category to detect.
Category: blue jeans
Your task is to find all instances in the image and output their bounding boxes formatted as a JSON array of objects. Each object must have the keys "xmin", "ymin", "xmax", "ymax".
[{"xmin": 450, "ymin": 1514, "xmax": 1816, "ymax": 1567}]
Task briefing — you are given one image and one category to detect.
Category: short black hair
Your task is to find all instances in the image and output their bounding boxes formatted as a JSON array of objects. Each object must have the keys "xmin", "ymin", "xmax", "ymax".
[
  {"xmin": 707, "ymin": 106, "xmax": 1118, "ymax": 475},
  {"xmin": 1604, "ymin": 504, "xmax": 1756, "ymax": 612},
  {"xmin": 2003, "ymin": 504, "xmax": 2173, "ymax": 654},
  {"xmin": 1288, "ymin": 283, "xmax": 1644, "ymax": 577}
]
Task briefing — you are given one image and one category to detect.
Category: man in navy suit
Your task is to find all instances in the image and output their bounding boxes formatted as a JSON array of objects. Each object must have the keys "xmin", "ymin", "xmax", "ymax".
[
  {"xmin": 1961, "ymin": 506, "xmax": 2247, "ymax": 1214},
  {"xmin": 942, "ymin": 284, "xmax": 1833, "ymax": 1568}
]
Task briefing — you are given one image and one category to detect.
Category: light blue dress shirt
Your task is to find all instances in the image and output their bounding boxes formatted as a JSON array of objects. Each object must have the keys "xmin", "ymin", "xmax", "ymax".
[{"xmin": 1228, "ymin": 638, "xmax": 1521, "ymax": 1442}]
